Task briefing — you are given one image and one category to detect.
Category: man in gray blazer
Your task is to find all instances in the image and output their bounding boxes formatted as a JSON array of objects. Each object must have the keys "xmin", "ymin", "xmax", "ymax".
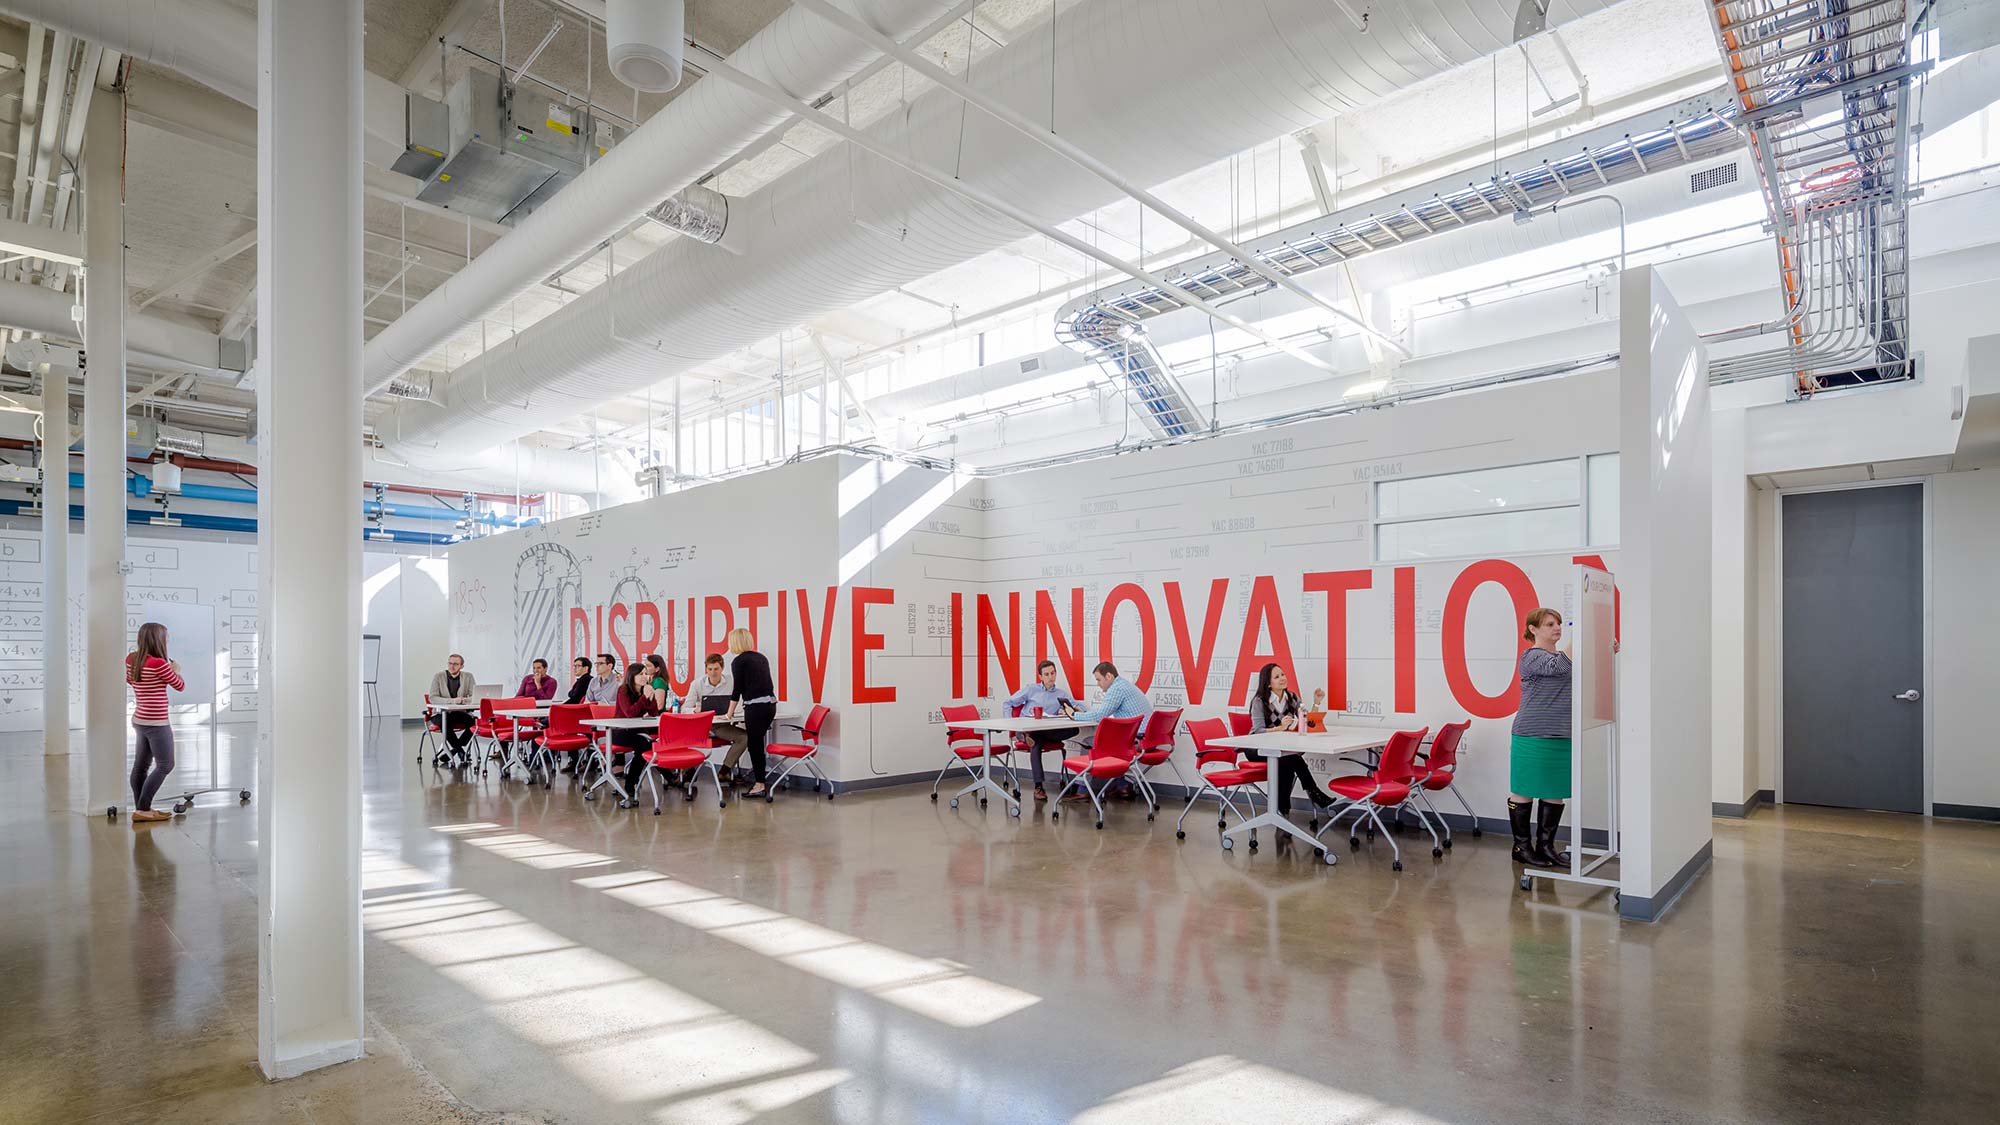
[{"xmin": 429, "ymin": 654, "xmax": 478, "ymax": 754}]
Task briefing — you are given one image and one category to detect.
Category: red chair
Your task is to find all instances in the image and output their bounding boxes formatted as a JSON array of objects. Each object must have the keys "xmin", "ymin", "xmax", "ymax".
[
  {"xmin": 529, "ymin": 703, "xmax": 595, "ymax": 788},
  {"xmin": 765, "ymin": 704, "xmax": 834, "ymax": 801},
  {"xmin": 417, "ymin": 693, "xmax": 444, "ymax": 763},
  {"xmin": 1049, "ymin": 714, "xmax": 1143, "ymax": 829},
  {"xmin": 1174, "ymin": 716, "xmax": 1261, "ymax": 840},
  {"xmin": 1227, "ymin": 711, "xmax": 1252, "ymax": 737},
  {"xmin": 637, "ymin": 712, "xmax": 719, "ymax": 813},
  {"xmin": 1316, "ymin": 727, "xmax": 1432, "ymax": 870},
  {"xmin": 1121, "ymin": 707, "xmax": 1184, "ymax": 819},
  {"xmin": 1409, "ymin": 720, "xmax": 1477, "ymax": 846},
  {"xmin": 579, "ymin": 703, "xmax": 630, "ymax": 801},
  {"xmin": 473, "ymin": 696, "xmax": 526, "ymax": 774},
  {"xmin": 930, "ymin": 704, "xmax": 1013, "ymax": 801}
]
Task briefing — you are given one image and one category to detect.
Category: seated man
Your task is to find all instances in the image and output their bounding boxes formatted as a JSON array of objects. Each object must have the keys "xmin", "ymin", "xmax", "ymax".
[
  {"xmin": 1062, "ymin": 661, "xmax": 1151, "ymax": 800},
  {"xmin": 563, "ymin": 656, "xmax": 594, "ymax": 705},
  {"xmin": 428, "ymin": 654, "xmax": 477, "ymax": 757},
  {"xmin": 683, "ymin": 652, "xmax": 749, "ymax": 784},
  {"xmin": 586, "ymin": 653, "xmax": 619, "ymax": 705},
  {"xmin": 1002, "ymin": 659, "xmax": 1078, "ymax": 802}
]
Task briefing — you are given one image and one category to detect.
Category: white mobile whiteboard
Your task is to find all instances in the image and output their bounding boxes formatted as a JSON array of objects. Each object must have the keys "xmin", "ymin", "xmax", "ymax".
[
  {"xmin": 362, "ymin": 633, "xmax": 382, "ymax": 686},
  {"xmin": 131, "ymin": 601, "xmax": 218, "ymax": 713}
]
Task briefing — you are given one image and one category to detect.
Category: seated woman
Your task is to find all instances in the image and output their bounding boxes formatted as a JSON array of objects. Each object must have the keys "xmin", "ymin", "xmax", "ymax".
[
  {"xmin": 1245, "ymin": 663, "xmax": 1332, "ymax": 819},
  {"xmin": 518, "ymin": 658, "xmax": 558, "ymax": 702},
  {"xmin": 611, "ymin": 662, "xmax": 660, "ymax": 809},
  {"xmin": 642, "ymin": 653, "xmax": 682, "ymax": 713}
]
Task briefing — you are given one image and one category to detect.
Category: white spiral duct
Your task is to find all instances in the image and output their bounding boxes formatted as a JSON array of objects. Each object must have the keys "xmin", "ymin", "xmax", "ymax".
[
  {"xmin": 383, "ymin": 0, "xmax": 1617, "ymax": 460},
  {"xmin": 0, "ymin": 0, "xmax": 256, "ymax": 104},
  {"xmin": 364, "ymin": 0, "xmax": 963, "ymax": 398}
]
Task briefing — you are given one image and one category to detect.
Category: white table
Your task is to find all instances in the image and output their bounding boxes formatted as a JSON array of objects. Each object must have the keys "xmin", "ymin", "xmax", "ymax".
[
  {"xmin": 681, "ymin": 704, "xmax": 803, "ymax": 727},
  {"xmin": 947, "ymin": 715, "xmax": 1084, "ymax": 818},
  {"xmin": 497, "ymin": 706, "xmax": 553, "ymax": 720},
  {"xmin": 1209, "ymin": 726, "xmax": 1391, "ymax": 864},
  {"xmin": 579, "ymin": 717, "xmax": 662, "ymax": 801}
]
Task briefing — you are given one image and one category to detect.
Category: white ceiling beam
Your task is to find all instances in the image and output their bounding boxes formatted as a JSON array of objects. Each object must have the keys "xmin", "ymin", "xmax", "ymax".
[
  {"xmin": 396, "ymin": 0, "xmax": 491, "ymax": 92},
  {"xmin": 0, "ymin": 212, "xmax": 81, "ymax": 265},
  {"xmin": 133, "ymin": 229, "xmax": 256, "ymax": 310}
]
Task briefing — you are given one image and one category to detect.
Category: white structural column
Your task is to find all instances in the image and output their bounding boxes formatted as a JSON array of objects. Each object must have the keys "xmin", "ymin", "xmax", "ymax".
[
  {"xmin": 82, "ymin": 93, "xmax": 126, "ymax": 813},
  {"xmin": 40, "ymin": 368, "xmax": 68, "ymax": 756},
  {"xmin": 254, "ymin": 0, "xmax": 365, "ymax": 1080}
]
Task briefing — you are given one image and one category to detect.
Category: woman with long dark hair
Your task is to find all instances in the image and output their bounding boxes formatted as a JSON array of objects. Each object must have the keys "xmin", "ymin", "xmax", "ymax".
[
  {"xmin": 1245, "ymin": 662, "xmax": 1332, "ymax": 819},
  {"xmin": 125, "ymin": 622, "xmax": 185, "ymax": 823},
  {"xmin": 610, "ymin": 662, "xmax": 660, "ymax": 809}
]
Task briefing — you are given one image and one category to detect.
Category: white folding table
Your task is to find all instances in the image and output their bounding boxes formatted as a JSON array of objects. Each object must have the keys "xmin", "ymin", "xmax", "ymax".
[
  {"xmin": 581, "ymin": 716, "xmax": 658, "ymax": 802},
  {"xmin": 424, "ymin": 700, "xmax": 481, "ymax": 768},
  {"xmin": 944, "ymin": 715, "xmax": 1082, "ymax": 818},
  {"xmin": 1208, "ymin": 726, "xmax": 1392, "ymax": 865}
]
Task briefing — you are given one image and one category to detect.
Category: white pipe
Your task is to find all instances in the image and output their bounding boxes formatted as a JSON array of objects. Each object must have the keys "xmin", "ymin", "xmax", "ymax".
[
  {"xmin": 0, "ymin": 276, "xmax": 231, "ymax": 373},
  {"xmin": 382, "ymin": 0, "xmax": 1619, "ymax": 461},
  {"xmin": 0, "ymin": 0, "xmax": 256, "ymax": 105},
  {"xmin": 362, "ymin": 0, "xmax": 966, "ymax": 397},
  {"xmin": 38, "ymin": 368, "xmax": 67, "ymax": 753}
]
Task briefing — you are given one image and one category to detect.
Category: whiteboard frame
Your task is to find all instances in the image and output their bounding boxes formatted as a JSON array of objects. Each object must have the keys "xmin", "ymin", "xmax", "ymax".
[{"xmin": 1525, "ymin": 562, "xmax": 1620, "ymax": 892}]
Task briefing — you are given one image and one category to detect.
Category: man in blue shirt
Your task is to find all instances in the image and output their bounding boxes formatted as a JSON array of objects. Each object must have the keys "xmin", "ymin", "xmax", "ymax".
[
  {"xmin": 1004, "ymin": 659, "xmax": 1079, "ymax": 801},
  {"xmin": 1064, "ymin": 661, "xmax": 1151, "ymax": 799}
]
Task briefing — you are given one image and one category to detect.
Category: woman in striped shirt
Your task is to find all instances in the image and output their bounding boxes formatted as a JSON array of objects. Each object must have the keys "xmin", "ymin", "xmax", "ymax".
[{"xmin": 126, "ymin": 622, "xmax": 186, "ymax": 823}]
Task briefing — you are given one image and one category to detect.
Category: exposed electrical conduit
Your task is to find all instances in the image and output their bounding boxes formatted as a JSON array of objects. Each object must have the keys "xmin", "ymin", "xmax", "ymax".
[
  {"xmin": 0, "ymin": 275, "xmax": 234, "ymax": 373},
  {"xmin": 0, "ymin": 499, "xmax": 463, "ymax": 545},
  {"xmin": 382, "ymin": 0, "xmax": 1619, "ymax": 461}
]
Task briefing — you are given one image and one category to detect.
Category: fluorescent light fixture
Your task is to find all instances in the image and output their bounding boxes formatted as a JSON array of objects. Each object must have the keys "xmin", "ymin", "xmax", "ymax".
[{"xmin": 1343, "ymin": 379, "xmax": 1388, "ymax": 399}]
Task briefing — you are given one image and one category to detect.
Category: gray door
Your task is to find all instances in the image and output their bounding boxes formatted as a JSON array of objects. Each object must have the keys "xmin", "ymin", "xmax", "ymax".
[{"xmin": 1782, "ymin": 484, "xmax": 1924, "ymax": 813}]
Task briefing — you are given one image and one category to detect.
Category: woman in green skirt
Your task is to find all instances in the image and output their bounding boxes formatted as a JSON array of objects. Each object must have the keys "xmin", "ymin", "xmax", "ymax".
[{"xmin": 1510, "ymin": 608, "xmax": 1575, "ymax": 869}]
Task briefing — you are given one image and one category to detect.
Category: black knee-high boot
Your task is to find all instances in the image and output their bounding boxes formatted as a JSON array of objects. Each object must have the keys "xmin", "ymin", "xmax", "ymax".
[
  {"xmin": 1509, "ymin": 800, "xmax": 1548, "ymax": 867},
  {"xmin": 1535, "ymin": 800, "xmax": 1571, "ymax": 868}
]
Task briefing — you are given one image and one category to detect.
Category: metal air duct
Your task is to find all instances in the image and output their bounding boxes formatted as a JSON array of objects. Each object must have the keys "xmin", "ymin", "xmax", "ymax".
[
  {"xmin": 380, "ymin": 0, "xmax": 1621, "ymax": 461},
  {"xmin": 0, "ymin": 0, "xmax": 255, "ymax": 104}
]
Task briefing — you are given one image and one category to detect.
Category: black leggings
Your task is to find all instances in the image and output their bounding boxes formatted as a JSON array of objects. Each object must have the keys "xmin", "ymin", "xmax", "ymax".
[
  {"xmin": 742, "ymin": 701, "xmax": 775, "ymax": 785},
  {"xmin": 613, "ymin": 730, "xmax": 651, "ymax": 794},
  {"xmin": 131, "ymin": 724, "xmax": 176, "ymax": 812}
]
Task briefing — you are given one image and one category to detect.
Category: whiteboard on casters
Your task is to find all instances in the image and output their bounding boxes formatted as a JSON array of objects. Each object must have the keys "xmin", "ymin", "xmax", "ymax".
[
  {"xmin": 1574, "ymin": 562, "xmax": 1616, "ymax": 730},
  {"xmin": 134, "ymin": 600, "xmax": 218, "ymax": 712}
]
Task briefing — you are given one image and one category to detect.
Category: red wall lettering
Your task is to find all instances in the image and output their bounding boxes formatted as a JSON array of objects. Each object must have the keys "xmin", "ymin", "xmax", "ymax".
[
  {"xmin": 1303, "ymin": 570, "xmax": 1371, "ymax": 710},
  {"xmin": 666, "ymin": 598, "xmax": 696, "ymax": 692},
  {"xmin": 1099, "ymin": 582, "xmax": 1157, "ymax": 692},
  {"xmin": 851, "ymin": 586, "xmax": 895, "ymax": 703},
  {"xmin": 703, "ymin": 596, "xmax": 735, "ymax": 658},
  {"xmin": 1035, "ymin": 587, "xmax": 1086, "ymax": 697},
  {"xmin": 634, "ymin": 601, "xmax": 661, "ymax": 659},
  {"xmin": 738, "ymin": 592, "xmax": 769, "ymax": 648},
  {"xmin": 1230, "ymin": 575, "xmax": 1297, "ymax": 706},
  {"xmin": 776, "ymin": 590, "xmax": 789, "ymax": 702},
  {"xmin": 1164, "ymin": 578, "xmax": 1229, "ymax": 705},
  {"xmin": 607, "ymin": 602, "xmax": 632, "ymax": 666},
  {"xmin": 950, "ymin": 591, "xmax": 964, "ymax": 698},
  {"xmin": 797, "ymin": 587, "xmax": 838, "ymax": 703},
  {"xmin": 568, "ymin": 607, "xmax": 589, "ymax": 664},
  {"xmin": 1441, "ymin": 559, "xmax": 1540, "ymax": 719},
  {"xmin": 976, "ymin": 592, "xmax": 1022, "ymax": 697},
  {"xmin": 1394, "ymin": 567, "xmax": 1416, "ymax": 713}
]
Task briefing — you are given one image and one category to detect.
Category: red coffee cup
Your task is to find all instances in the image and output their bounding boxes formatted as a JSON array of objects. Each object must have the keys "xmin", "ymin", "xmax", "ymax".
[{"xmin": 1033, "ymin": 706, "xmax": 1044, "ymax": 718}]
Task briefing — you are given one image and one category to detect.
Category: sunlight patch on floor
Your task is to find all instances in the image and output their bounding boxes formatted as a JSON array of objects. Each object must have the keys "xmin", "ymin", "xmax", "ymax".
[
  {"xmin": 435, "ymin": 826, "xmax": 1040, "ymax": 1028},
  {"xmin": 1074, "ymin": 1055, "xmax": 1448, "ymax": 1123},
  {"xmin": 361, "ymin": 850, "xmax": 842, "ymax": 1116}
]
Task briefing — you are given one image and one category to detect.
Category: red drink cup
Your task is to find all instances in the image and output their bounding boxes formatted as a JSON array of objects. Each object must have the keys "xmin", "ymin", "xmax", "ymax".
[{"xmin": 1033, "ymin": 706, "xmax": 1044, "ymax": 718}]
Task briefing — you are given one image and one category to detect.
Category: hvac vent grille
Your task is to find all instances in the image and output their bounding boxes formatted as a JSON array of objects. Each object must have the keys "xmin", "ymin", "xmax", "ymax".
[
  {"xmin": 1690, "ymin": 162, "xmax": 1740, "ymax": 195},
  {"xmin": 1019, "ymin": 356, "xmax": 1042, "ymax": 374}
]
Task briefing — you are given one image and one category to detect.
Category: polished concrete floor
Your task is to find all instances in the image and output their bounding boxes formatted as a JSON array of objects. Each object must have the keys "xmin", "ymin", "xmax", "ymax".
[{"xmin": 3, "ymin": 720, "xmax": 1996, "ymax": 1122}]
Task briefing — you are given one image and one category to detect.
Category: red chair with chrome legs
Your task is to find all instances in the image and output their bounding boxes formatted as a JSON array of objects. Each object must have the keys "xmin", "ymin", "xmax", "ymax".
[
  {"xmin": 765, "ymin": 704, "xmax": 835, "ymax": 801},
  {"xmin": 473, "ymin": 696, "xmax": 533, "ymax": 777},
  {"xmin": 1121, "ymin": 707, "xmax": 1184, "ymax": 819},
  {"xmin": 1049, "ymin": 714, "xmax": 1143, "ymax": 830},
  {"xmin": 1174, "ymin": 716, "xmax": 1261, "ymax": 840},
  {"xmin": 418, "ymin": 693, "xmax": 444, "ymax": 763},
  {"xmin": 931, "ymin": 704, "xmax": 1014, "ymax": 801},
  {"xmin": 530, "ymin": 703, "xmax": 594, "ymax": 789},
  {"xmin": 1316, "ymin": 727, "xmax": 1434, "ymax": 870},
  {"xmin": 1409, "ymin": 719, "xmax": 1477, "ymax": 846},
  {"xmin": 638, "ymin": 712, "xmax": 719, "ymax": 814}
]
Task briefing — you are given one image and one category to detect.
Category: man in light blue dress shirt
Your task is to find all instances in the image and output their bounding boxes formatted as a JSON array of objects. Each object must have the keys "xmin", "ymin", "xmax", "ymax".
[{"xmin": 1065, "ymin": 661, "xmax": 1152, "ymax": 799}]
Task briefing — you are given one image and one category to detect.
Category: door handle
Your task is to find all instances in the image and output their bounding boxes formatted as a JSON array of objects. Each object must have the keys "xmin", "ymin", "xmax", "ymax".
[{"xmin": 1894, "ymin": 689, "xmax": 1921, "ymax": 702}]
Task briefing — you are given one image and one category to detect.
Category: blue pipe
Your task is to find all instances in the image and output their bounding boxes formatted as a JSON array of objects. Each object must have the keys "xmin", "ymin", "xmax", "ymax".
[
  {"xmin": 0, "ymin": 499, "xmax": 462, "ymax": 545},
  {"xmin": 77, "ymin": 471, "xmax": 526, "ymax": 527}
]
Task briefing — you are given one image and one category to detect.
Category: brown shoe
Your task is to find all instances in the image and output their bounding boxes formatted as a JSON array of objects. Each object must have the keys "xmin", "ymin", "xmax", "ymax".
[
  {"xmin": 131, "ymin": 809, "xmax": 169, "ymax": 823},
  {"xmin": 1033, "ymin": 787, "xmax": 1048, "ymax": 802}
]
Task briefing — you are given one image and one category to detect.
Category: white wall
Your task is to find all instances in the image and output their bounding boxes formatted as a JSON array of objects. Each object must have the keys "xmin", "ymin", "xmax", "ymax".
[
  {"xmin": 399, "ymin": 557, "xmax": 450, "ymax": 719},
  {"xmin": 1618, "ymin": 266, "xmax": 1712, "ymax": 905},
  {"xmin": 1930, "ymin": 470, "xmax": 2000, "ymax": 811}
]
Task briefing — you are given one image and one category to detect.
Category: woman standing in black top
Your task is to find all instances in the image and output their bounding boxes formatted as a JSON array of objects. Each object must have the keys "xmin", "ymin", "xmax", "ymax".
[{"xmin": 726, "ymin": 628, "xmax": 776, "ymax": 800}]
